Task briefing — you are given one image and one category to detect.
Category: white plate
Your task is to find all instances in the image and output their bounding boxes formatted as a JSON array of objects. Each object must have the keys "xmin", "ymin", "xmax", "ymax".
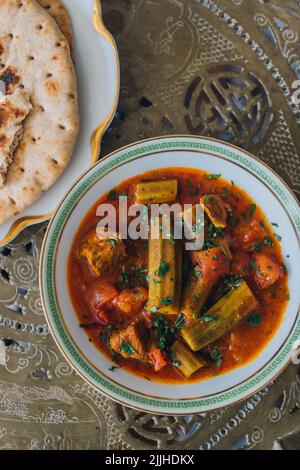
[
  {"xmin": 0, "ymin": 0, "xmax": 119, "ymax": 246},
  {"xmin": 40, "ymin": 135, "xmax": 300, "ymax": 415}
]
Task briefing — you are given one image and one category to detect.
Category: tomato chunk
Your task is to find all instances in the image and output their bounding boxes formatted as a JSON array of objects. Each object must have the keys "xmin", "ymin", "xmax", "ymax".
[
  {"xmin": 252, "ymin": 253, "xmax": 281, "ymax": 289},
  {"xmin": 191, "ymin": 246, "xmax": 230, "ymax": 285},
  {"xmin": 148, "ymin": 346, "xmax": 168, "ymax": 372},
  {"xmin": 112, "ymin": 287, "xmax": 148, "ymax": 315},
  {"xmin": 232, "ymin": 252, "xmax": 251, "ymax": 276}
]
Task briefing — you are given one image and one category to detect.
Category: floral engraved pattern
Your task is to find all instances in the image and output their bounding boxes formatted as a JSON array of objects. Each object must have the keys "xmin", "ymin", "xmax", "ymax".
[
  {"xmin": 147, "ymin": 16, "xmax": 184, "ymax": 55},
  {"xmin": 254, "ymin": 13, "xmax": 300, "ymax": 78}
]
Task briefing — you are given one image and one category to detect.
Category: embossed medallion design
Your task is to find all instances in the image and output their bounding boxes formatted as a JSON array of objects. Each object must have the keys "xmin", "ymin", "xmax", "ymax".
[{"xmin": 184, "ymin": 64, "xmax": 272, "ymax": 148}]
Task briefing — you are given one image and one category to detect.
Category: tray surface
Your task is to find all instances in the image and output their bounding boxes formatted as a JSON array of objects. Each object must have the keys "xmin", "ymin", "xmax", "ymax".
[{"xmin": 0, "ymin": 0, "xmax": 300, "ymax": 450}]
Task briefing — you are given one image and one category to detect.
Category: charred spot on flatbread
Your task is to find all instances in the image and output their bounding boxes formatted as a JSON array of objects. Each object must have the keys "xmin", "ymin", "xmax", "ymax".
[{"xmin": 0, "ymin": 66, "xmax": 20, "ymax": 94}]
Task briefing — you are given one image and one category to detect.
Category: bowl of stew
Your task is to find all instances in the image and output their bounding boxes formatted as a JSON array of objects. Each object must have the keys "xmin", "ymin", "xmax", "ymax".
[{"xmin": 40, "ymin": 136, "xmax": 300, "ymax": 414}]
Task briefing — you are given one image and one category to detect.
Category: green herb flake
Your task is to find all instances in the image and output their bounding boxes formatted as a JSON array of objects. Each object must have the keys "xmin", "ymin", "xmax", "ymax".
[
  {"xmin": 157, "ymin": 261, "xmax": 170, "ymax": 277},
  {"xmin": 161, "ymin": 297, "xmax": 173, "ymax": 306},
  {"xmin": 250, "ymin": 242, "xmax": 262, "ymax": 253},
  {"xmin": 205, "ymin": 173, "xmax": 221, "ymax": 180},
  {"xmin": 113, "ymin": 352, "xmax": 122, "ymax": 363},
  {"xmin": 100, "ymin": 332, "xmax": 109, "ymax": 344},
  {"xmin": 153, "ymin": 315, "xmax": 176, "ymax": 352},
  {"xmin": 221, "ymin": 245, "xmax": 227, "ymax": 257},
  {"xmin": 108, "ymin": 189, "xmax": 117, "ymax": 200},
  {"xmin": 172, "ymin": 361, "xmax": 180, "ymax": 368},
  {"xmin": 109, "ymin": 238, "xmax": 118, "ymax": 248},
  {"xmin": 263, "ymin": 237, "xmax": 274, "ymax": 247},
  {"xmin": 109, "ymin": 365, "xmax": 119, "ymax": 372},
  {"xmin": 249, "ymin": 204, "xmax": 256, "ymax": 217},
  {"xmin": 247, "ymin": 311, "xmax": 262, "ymax": 327},
  {"xmin": 250, "ymin": 259, "xmax": 257, "ymax": 269},
  {"xmin": 120, "ymin": 341, "xmax": 136, "ymax": 356},
  {"xmin": 210, "ymin": 347, "xmax": 223, "ymax": 368},
  {"xmin": 199, "ymin": 315, "xmax": 216, "ymax": 323},
  {"xmin": 175, "ymin": 314, "xmax": 186, "ymax": 330},
  {"xmin": 281, "ymin": 263, "xmax": 288, "ymax": 274}
]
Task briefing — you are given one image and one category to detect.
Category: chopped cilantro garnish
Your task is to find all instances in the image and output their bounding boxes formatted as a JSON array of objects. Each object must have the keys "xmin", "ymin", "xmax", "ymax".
[
  {"xmin": 157, "ymin": 261, "xmax": 170, "ymax": 277},
  {"xmin": 120, "ymin": 341, "xmax": 136, "ymax": 356},
  {"xmin": 109, "ymin": 365, "xmax": 119, "ymax": 372},
  {"xmin": 108, "ymin": 189, "xmax": 117, "ymax": 200},
  {"xmin": 161, "ymin": 296, "xmax": 173, "ymax": 306},
  {"xmin": 208, "ymin": 223, "xmax": 225, "ymax": 238},
  {"xmin": 249, "ymin": 204, "xmax": 256, "ymax": 217},
  {"xmin": 120, "ymin": 270, "xmax": 131, "ymax": 287},
  {"xmin": 113, "ymin": 352, "xmax": 122, "ymax": 363},
  {"xmin": 281, "ymin": 263, "xmax": 288, "ymax": 274},
  {"xmin": 275, "ymin": 234, "xmax": 282, "ymax": 241},
  {"xmin": 100, "ymin": 332, "xmax": 109, "ymax": 344},
  {"xmin": 220, "ymin": 245, "xmax": 227, "ymax": 257},
  {"xmin": 175, "ymin": 314, "xmax": 186, "ymax": 330},
  {"xmin": 250, "ymin": 259, "xmax": 257, "ymax": 269},
  {"xmin": 223, "ymin": 275, "xmax": 243, "ymax": 289},
  {"xmin": 205, "ymin": 173, "xmax": 221, "ymax": 180},
  {"xmin": 210, "ymin": 347, "xmax": 223, "ymax": 368},
  {"xmin": 247, "ymin": 312, "xmax": 262, "ymax": 327},
  {"xmin": 172, "ymin": 361, "xmax": 180, "ymax": 368},
  {"xmin": 250, "ymin": 242, "xmax": 262, "ymax": 252},
  {"xmin": 153, "ymin": 315, "xmax": 176, "ymax": 352},
  {"xmin": 199, "ymin": 315, "xmax": 216, "ymax": 322},
  {"xmin": 263, "ymin": 237, "xmax": 274, "ymax": 247}
]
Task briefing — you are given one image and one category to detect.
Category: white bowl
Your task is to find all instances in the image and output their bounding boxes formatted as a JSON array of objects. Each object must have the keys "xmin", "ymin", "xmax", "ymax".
[{"xmin": 40, "ymin": 136, "xmax": 300, "ymax": 415}]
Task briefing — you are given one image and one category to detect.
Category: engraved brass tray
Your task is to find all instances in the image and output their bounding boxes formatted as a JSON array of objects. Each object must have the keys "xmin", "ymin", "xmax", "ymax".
[{"xmin": 0, "ymin": 0, "xmax": 300, "ymax": 450}]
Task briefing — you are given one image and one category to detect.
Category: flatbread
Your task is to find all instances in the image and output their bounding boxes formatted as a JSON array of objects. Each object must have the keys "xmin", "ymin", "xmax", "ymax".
[
  {"xmin": 37, "ymin": 0, "xmax": 73, "ymax": 48},
  {"xmin": 0, "ymin": 0, "xmax": 79, "ymax": 224},
  {"xmin": 0, "ymin": 88, "xmax": 32, "ymax": 187}
]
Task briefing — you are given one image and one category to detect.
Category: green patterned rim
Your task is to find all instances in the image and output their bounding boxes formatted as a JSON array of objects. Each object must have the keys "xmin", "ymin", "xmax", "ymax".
[{"xmin": 40, "ymin": 136, "xmax": 300, "ymax": 414}]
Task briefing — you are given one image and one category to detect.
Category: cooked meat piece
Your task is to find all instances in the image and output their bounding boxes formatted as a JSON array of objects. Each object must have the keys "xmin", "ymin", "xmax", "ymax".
[
  {"xmin": 86, "ymin": 280, "xmax": 118, "ymax": 313},
  {"xmin": 78, "ymin": 230, "xmax": 126, "ymax": 277},
  {"xmin": 110, "ymin": 321, "xmax": 149, "ymax": 361},
  {"xmin": 200, "ymin": 194, "xmax": 230, "ymax": 228}
]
